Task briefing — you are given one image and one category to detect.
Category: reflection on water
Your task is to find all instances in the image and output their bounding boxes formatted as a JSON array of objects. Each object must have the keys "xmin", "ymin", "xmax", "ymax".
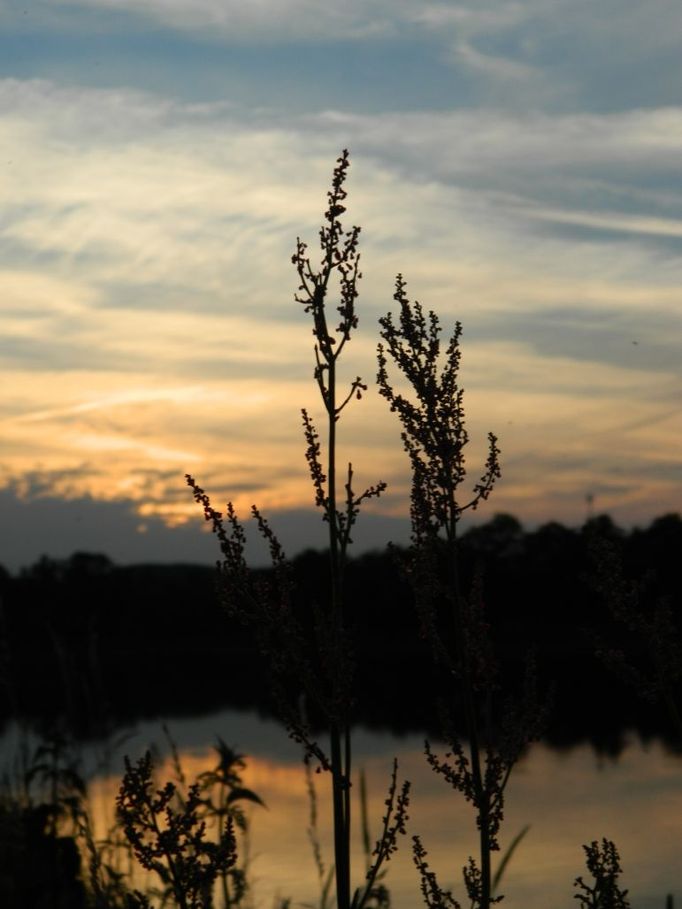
[{"xmin": 4, "ymin": 708, "xmax": 681, "ymax": 909}]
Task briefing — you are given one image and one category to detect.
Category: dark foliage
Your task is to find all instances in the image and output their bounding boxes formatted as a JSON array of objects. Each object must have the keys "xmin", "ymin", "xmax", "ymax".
[
  {"xmin": 0, "ymin": 512, "xmax": 680, "ymax": 751},
  {"xmin": 574, "ymin": 839, "xmax": 631, "ymax": 909}
]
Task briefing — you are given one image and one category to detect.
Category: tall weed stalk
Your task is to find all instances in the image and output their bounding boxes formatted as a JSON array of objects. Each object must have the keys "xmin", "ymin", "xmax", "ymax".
[
  {"xmin": 377, "ymin": 277, "xmax": 545, "ymax": 908},
  {"xmin": 187, "ymin": 151, "xmax": 409, "ymax": 909}
]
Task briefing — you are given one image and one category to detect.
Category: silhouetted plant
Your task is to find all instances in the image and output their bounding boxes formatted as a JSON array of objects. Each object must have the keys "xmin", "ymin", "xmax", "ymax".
[
  {"xmin": 293, "ymin": 148, "xmax": 395, "ymax": 909},
  {"xmin": 356, "ymin": 766, "xmax": 395, "ymax": 909},
  {"xmin": 378, "ymin": 276, "xmax": 545, "ymax": 909},
  {"xmin": 302, "ymin": 756, "xmax": 335, "ymax": 909},
  {"xmin": 187, "ymin": 150, "xmax": 408, "ymax": 909},
  {"xmin": 78, "ymin": 806, "xmax": 135, "ymax": 909},
  {"xmin": 23, "ymin": 725, "xmax": 86, "ymax": 839},
  {"xmin": 350, "ymin": 759, "xmax": 410, "ymax": 909},
  {"xmin": 574, "ymin": 839, "xmax": 631, "ymax": 909},
  {"xmin": 117, "ymin": 751, "xmax": 236, "ymax": 909},
  {"xmin": 0, "ymin": 723, "xmax": 91, "ymax": 908},
  {"xmin": 195, "ymin": 738, "xmax": 265, "ymax": 909}
]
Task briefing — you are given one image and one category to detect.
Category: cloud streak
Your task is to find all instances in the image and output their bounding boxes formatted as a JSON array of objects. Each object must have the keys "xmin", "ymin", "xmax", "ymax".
[{"xmin": 1, "ymin": 82, "xmax": 680, "ymax": 527}]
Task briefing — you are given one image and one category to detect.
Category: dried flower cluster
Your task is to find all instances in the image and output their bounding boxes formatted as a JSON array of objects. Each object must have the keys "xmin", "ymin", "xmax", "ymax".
[
  {"xmin": 117, "ymin": 751, "xmax": 236, "ymax": 909},
  {"xmin": 377, "ymin": 275, "xmax": 500, "ymax": 544},
  {"xmin": 574, "ymin": 839, "xmax": 631, "ymax": 909}
]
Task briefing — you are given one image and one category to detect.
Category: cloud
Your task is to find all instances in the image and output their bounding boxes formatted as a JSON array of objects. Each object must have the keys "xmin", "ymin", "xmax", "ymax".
[
  {"xmin": 453, "ymin": 38, "xmax": 539, "ymax": 84},
  {"xmin": 419, "ymin": 0, "xmax": 682, "ymax": 109},
  {"xmin": 0, "ymin": 482, "xmax": 413, "ymax": 574},
  {"xmin": 471, "ymin": 305, "xmax": 682, "ymax": 374},
  {"xmin": 0, "ymin": 77, "xmax": 680, "ymax": 541},
  {"xmin": 40, "ymin": 0, "xmax": 410, "ymax": 41},
  {"xmin": 5, "ymin": 81, "xmax": 682, "ymax": 301},
  {"xmin": 2, "ymin": 0, "xmax": 681, "ymax": 123},
  {"xmin": 17, "ymin": 0, "xmax": 679, "ymax": 117},
  {"xmin": 34, "ymin": 0, "xmax": 682, "ymax": 60}
]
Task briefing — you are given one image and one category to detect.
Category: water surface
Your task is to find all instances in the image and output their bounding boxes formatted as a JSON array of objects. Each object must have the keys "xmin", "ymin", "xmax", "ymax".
[{"xmin": 68, "ymin": 708, "xmax": 682, "ymax": 909}]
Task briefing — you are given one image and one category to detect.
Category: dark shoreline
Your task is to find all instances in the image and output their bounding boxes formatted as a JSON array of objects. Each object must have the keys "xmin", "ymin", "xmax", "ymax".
[{"xmin": 1, "ymin": 512, "xmax": 680, "ymax": 755}]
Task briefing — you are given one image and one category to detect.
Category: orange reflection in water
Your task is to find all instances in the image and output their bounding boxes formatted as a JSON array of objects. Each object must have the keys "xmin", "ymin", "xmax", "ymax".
[{"xmin": 85, "ymin": 721, "xmax": 682, "ymax": 909}]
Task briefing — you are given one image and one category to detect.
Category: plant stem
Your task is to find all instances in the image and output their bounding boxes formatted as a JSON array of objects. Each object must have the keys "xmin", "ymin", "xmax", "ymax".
[
  {"xmin": 447, "ymin": 502, "xmax": 490, "ymax": 909},
  {"xmin": 326, "ymin": 346, "xmax": 351, "ymax": 909},
  {"xmin": 220, "ymin": 780, "xmax": 230, "ymax": 909}
]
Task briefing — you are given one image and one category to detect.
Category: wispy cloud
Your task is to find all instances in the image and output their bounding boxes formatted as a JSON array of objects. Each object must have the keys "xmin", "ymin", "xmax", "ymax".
[
  {"xmin": 0, "ymin": 23, "xmax": 680, "ymax": 559},
  {"xmin": 41, "ymin": 0, "xmax": 409, "ymax": 40},
  {"xmin": 522, "ymin": 206, "xmax": 682, "ymax": 240}
]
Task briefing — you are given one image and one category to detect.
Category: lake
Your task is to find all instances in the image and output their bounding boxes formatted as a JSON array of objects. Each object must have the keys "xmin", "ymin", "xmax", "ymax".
[{"xmin": 8, "ymin": 707, "xmax": 677, "ymax": 909}]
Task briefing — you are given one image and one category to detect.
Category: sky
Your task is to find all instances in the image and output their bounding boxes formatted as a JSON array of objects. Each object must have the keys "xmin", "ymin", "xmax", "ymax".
[{"xmin": 1, "ymin": 0, "xmax": 681, "ymax": 571}]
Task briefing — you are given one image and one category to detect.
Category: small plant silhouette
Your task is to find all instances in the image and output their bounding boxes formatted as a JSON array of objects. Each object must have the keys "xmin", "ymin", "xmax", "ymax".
[
  {"xmin": 117, "ymin": 751, "xmax": 237, "ymax": 909},
  {"xmin": 574, "ymin": 839, "xmax": 631, "ymax": 909},
  {"xmin": 195, "ymin": 738, "xmax": 265, "ymax": 909}
]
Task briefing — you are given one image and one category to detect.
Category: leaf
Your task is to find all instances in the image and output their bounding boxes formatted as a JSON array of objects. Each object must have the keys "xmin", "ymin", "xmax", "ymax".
[
  {"xmin": 226, "ymin": 787, "xmax": 266, "ymax": 808},
  {"xmin": 492, "ymin": 824, "xmax": 530, "ymax": 896}
]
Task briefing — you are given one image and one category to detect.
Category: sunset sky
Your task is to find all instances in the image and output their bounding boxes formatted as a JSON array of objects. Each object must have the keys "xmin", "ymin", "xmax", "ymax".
[{"xmin": 1, "ymin": 1, "xmax": 681, "ymax": 570}]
